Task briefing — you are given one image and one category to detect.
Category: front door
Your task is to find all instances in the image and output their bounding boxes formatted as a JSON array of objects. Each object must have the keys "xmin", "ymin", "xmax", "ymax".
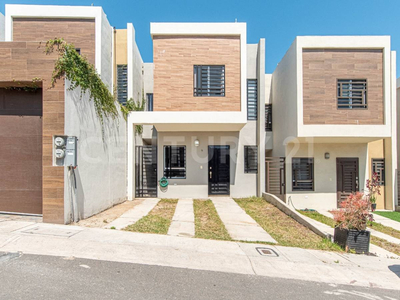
[
  {"xmin": 208, "ymin": 146, "xmax": 230, "ymax": 195},
  {"xmin": 336, "ymin": 158, "xmax": 359, "ymax": 206}
]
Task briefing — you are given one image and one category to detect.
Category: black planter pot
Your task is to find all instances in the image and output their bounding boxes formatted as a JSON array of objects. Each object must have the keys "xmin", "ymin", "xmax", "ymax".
[
  {"xmin": 371, "ymin": 203, "xmax": 377, "ymax": 211},
  {"xmin": 334, "ymin": 227, "xmax": 370, "ymax": 254}
]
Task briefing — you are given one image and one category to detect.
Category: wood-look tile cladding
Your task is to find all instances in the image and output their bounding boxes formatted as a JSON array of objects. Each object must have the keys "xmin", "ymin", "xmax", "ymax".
[
  {"xmin": 0, "ymin": 19, "xmax": 95, "ymax": 224},
  {"xmin": 302, "ymin": 49, "xmax": 384, "ymax": 125},
  {"xmin": 153, "ymin": 36, "xmax": 241, "ymax": 111},
  {"xmin": 13, "ymin": 18, "xmax": 96, "ymax": 64}
]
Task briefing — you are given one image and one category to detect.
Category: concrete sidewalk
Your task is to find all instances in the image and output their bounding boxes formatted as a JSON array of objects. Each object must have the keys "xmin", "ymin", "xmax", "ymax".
[
  {"xmin": 373, "ymin": 213, "xmax": 400, "ymax": 231},
  {"xmin": 0, "ymin": 219, "xmax": 399, "ymax": 290},
  {"xmin": 168, "ymin": 198, "xmax": 195, "ymax": 237}
]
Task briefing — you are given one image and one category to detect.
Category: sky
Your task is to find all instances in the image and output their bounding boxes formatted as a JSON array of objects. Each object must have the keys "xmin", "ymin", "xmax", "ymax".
[{"xmin": 1, "ymin": 0, "xmax": 400, "ymax": 74}]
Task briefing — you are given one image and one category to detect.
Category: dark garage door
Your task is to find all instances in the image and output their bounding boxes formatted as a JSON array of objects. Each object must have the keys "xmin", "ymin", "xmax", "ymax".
[{"xmin": 0, "ymin": 88, "xmax": 43, "ymax": 214}]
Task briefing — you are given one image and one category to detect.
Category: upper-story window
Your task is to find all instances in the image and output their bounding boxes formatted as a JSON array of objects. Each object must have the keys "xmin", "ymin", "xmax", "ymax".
[
  {"xmin": 146, "ymin": 93, "xmax": 153, "ymax": 111},
  {"xmin": 117, "ymin": 64, "xmax": 128, "ymax": 105},
  {"xmin": 247, "ymin": 79, "xmax": 257, "ymax": 120},
  {"xmin": 337, "ymin": 79, "xmax": 367, "ymax": 109},
  {"xmin": 265, "ymin": 104, "xmax": 272, "ymax": 131},
  {"xmin": 193, "ymin": 65, "xmax": 225, "ymax": 97}
]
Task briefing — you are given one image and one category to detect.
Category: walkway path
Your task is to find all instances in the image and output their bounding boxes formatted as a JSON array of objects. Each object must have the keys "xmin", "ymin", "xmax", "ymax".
[
  {"xmin": 373, "ymin": 213, "xmax": 400, "ymax": 231},
  {"xmin": 168, "ymin": 198, "xmax": 195, "ymax": 238},
  {"xmin": 210, "ymin": 197, "xmax": 277, "ymax": 243},
  {"xmin": 106, "ymin": 198, "xmax": 160, "ymax": 230}
]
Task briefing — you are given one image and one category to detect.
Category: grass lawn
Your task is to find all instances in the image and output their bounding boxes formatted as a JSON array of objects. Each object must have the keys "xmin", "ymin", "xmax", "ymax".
[
  {"xmin": 374, "ymin": 211, "xmax": 400, "ymax": 222},
  {"xmin": 123, "ymin": 199, "xmax": 178, "ymax": 234},
  {"xmin": 299, "ymin": 210, "xmax": 400, "ymax": 256},
  {"xmin": 234, "ymin": 197, "xmax": 342, "ymax": 251},
  {"xmin": 193, "ymin": 199, "xmax": 231, "ymax": 241}
]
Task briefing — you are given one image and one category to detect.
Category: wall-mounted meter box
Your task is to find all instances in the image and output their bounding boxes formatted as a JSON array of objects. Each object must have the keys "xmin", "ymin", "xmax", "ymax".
[
  {"xmin": 53, "ymin": 135, "xmax": 77, "ymax": 167},
  {"xmin": 65, "ymin": 136, "xmax": 77, "ymax": 167}
]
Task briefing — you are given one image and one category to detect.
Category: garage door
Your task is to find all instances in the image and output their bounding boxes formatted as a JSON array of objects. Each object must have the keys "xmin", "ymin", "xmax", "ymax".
[{"xmin": 0, "ymin": 88, "xmax": 43, "ymax": 214}]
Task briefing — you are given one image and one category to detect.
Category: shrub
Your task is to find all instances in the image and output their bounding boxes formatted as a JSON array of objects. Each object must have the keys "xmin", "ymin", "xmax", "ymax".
[
  {"xmin": 366, "ymin": 172, "xmax": 381, "ymax": 204},
  {"xmin": 331, "ymin": 192, "xmax": 374, "ymax": 231}
]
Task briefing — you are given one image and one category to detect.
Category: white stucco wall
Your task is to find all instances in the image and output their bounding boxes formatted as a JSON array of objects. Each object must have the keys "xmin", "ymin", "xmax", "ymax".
[
  {"xmin": 271, "ymin": 40, "xmax": 298, "ymax": 157},
  {"xmin": 285, "ymin": 142, "xmax": 368, "ymax": 210},
  {"xmin": 0, "ymin": 13, "xmax": 4, "ymax": 41},
  {"xmin": 157, "ymin": 126, "xmax": 257, "ymax": 199},
  {"xmin": 100, "ymin": 9, "xmax": 113, "ymax": 89},
  {"xmin": 143, "ymin": 63, "xmax": 154, "ymax": 95},
  {"xmin": 64, "ymin": 85, "xmax": 127, "ymax": 223}
]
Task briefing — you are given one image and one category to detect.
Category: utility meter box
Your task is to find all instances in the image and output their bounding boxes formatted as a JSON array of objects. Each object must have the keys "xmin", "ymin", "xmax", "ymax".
[
  {"xmin": 53, "ymin": 135, "xmax": 77, "ymax": 167},
  {"xmin": 65, "ymin": 136, "xmax": 77, "ymax": 167}
]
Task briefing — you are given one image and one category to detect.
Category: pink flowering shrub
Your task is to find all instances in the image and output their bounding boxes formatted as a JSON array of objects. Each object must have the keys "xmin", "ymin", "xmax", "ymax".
[
  {"xmin": 331, "ymin": 192, "xmax": 374, "ymax": 231},
  {"xmin": 366, "ymin": 172, "xmax": 381, "ymax": 204}
]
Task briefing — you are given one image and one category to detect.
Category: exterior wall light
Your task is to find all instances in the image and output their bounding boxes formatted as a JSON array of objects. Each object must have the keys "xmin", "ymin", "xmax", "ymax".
[
  {"xmin": 194, "ymin": 139, "xmax": 200, "ymax": 147},
  {"xmin": 325, "ymin": 152, "xmax": 330, "ymax": 160}
]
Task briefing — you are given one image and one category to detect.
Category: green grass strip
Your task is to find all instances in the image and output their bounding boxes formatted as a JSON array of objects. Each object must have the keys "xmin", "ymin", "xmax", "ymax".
[{"xmin": 193, "ymin": 200, "xmax": 231, "ymax": 241}]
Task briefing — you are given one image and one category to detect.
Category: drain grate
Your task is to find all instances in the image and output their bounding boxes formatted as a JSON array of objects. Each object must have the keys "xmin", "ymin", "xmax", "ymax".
[{"xmin": 256, "ymin": 247, "xmax": 279, "ymax": 257}]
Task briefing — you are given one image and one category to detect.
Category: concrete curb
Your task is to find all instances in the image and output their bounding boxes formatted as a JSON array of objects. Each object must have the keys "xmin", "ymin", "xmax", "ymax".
[{"xmin": 262, "ymin": 193, "xmax": 332, "ymax": 240}]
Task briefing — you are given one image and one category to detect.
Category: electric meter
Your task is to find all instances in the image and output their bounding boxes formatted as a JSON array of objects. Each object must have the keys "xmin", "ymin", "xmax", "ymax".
[
  {"xmin": 54, "ymin": 136, "xmax": 65, "ymax": 147},
  {"xmin": 55, "ymin": 148, "xmax": 65, "ymax": 159}
]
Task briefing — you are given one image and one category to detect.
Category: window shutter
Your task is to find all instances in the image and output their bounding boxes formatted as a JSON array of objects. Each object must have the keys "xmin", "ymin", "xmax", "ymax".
[
  {"xmin": 247, "ymin": 79, "xmax": 257, "ymax": 120},
  {"xmin": 265, "ymin": 104, "xmax": 272, "ymax": 131},
  {"xmin": 117, "ymin": 64, "xmax": 128, "ymax": 105},
  {"xmin": 244, "ymin": 146, "xmax": 258, "ymax": 173},
  {"xmin": 164, "ymin": 146, "xmax": 186, "ymax": 179},
  {"xmin": 292, "ymin": 158, "xmax": 314, "ymax": 191},
  {"xmin": 372, "ymin": 158, "xmax": 385, "ymax": 185},
  {"xmin": 193, "ymin": 65, "xmax": 225, "ymax": 97}
]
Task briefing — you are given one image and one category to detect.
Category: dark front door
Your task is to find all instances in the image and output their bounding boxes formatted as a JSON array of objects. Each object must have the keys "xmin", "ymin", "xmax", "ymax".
[
  {"xmin": 208, "ymin": 146, "xmax": 230, "ymax": 195},
  {"xmin": 135, "ymin": 146, "xmax": 157, "ymax": 198},
  {"xmin": 336, "ymin": 158, "xmax": 359, "ymax": 206}
]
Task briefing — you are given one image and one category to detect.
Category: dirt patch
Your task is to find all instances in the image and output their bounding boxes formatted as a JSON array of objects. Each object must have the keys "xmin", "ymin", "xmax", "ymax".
[{"xmin": 76, "ymin": 200, "xmax": 144, "ymax": 228}]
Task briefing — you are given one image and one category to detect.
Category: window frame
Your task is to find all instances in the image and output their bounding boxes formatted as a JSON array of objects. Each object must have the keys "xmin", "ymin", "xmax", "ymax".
[
  {"xmin": 337, "ymin": 79, "xmax": 368, "ymax": 110},
  {"xmin": 244, "ymin": 146, "xmax": 258, "ymax": 174},
  {"xmin": 372, "ymin": 158, "xmax": 385, "ymax": 186},
  {"xmin": 292, "ymin": 157, "xmax": 314, "ymax": 191},
  {"xmin": 163, "ymin": 145, "xmax": 186, "ymax": 179},
  {"xmin": 117, "ymin": 64, "xmax": 128, "ymax": 105},
  {"xmin": 265, "ymin": 104, "xmax": 272, "ymax": 131},
  {"xmin": 146, "ymin": 93, "xmax": 153, "ymax": 111},
  {"xmin": 247, "ymin": 79, "xmax": 258, "ymax": 120},
  {"xmin": 193, "ymin": 65, "xmax": 225, "ymax": 97}
]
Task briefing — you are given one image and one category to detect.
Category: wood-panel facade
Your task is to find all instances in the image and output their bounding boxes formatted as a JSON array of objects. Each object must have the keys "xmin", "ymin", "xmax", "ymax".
[
  {"xmin": 302, "ymin": 49, "xmax": 384, "ymax": 125},
  {"xmin": 153, "ymin": 36, "xmax": 241, "ymax": 111},
  {"xmin": 0, "ymin": 18, "xmax": 95, "ymax": 223}
]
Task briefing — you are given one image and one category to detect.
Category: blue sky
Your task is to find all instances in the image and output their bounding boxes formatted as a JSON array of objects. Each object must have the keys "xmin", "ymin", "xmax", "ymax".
[{"xmin": 1, "ymin": 0, "xmax": 399, "ymax": 74}]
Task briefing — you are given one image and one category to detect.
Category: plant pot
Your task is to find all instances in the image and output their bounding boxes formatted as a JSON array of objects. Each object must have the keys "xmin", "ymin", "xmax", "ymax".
[
  {"xmin": 334, "ymin": 227, "xmax": 370, "ymax": 254},
  {"xmin": 371, "ymin": 203, "xmax": 377, "ymax": 212}
]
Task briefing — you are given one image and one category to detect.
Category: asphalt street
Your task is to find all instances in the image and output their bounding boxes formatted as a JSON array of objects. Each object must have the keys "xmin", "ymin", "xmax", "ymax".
[{"xmin": 0, "ymin": 252, "xmax": 399, "ymax": 300}]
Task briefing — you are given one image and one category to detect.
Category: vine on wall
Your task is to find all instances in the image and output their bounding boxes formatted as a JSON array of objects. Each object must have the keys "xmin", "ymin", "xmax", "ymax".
[
  {"xmin": 120, "ymin": 94, "xmax": 146, "ymax": 134},
  {"xmin": 44, "ymin": 38, "xmax": 118, "ymax": 124}
]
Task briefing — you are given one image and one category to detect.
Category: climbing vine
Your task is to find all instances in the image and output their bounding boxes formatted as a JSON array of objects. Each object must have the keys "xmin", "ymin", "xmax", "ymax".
[
  {"xmin": 120, "ymin": 93, "xmax": 146, "ymax": 134},
  {"xmin": 44, "ymin": 38, "xmax": 118, "ymax": 124},
  {"xmin": 5, "ymin": 78, "xmax": 42, "ymax": 92}
]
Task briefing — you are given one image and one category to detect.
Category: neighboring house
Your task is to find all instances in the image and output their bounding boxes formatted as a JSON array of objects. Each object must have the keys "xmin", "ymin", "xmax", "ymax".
[
  {"xmin": 0, "ymin": 4, "xmax": 126, "ymax": 224},
  {"xmin": 128, "ymin": 23, "xmax": 266, "ymax": 199},
  {"xmin": 271, "ymin": 36, "xmax": 397, "ymax": 211}
]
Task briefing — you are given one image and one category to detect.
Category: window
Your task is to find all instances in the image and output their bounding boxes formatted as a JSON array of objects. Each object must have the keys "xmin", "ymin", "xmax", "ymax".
[
  {"xmin": 372, "ymin": 158, "xmax": 385, "ymax": 185},
  {"xmin": 244, "ymin": 146, "xmax": 258, "ymax": 173},
  {"xmin": 292, "ymin": 158, "xmax": 314, "ymax": 191},
  {"xmin": 337, "ymin": 79, "xmax": 367, "ymax": 109},
  {"xmin": 164, "ymin": 146, "xmax": 186, "ymax": 179},
  {"xmin": 265, "ymin": 104, "xmax": 272, "ymax": 131},
  {"xmin": 146, "ymin": 93, "xmax": 153, "ymax": 111},
  {"xmin": 193, "ymin": 65, "xmax": 225, "ymax": 97},
  {"xmin": 117, "ymin": 64, "xmax": 128, "ymax": 105},
  {"xmin": 247, "ymin": 79, "xmax": 257, "ymax": 120},
  {"xmin": 75, "ymin": 48, "xmax": 81, "ymax": 55}
]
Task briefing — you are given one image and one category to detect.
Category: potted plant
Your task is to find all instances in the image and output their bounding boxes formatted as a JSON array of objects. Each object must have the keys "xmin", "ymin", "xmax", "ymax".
[
  {"xmin": 331, "ymin": 192, "xmax": 373, "ymax": 254},
  {"xmin": 366, "ymin": 172, "xmax": 381, "ymax": 212}
]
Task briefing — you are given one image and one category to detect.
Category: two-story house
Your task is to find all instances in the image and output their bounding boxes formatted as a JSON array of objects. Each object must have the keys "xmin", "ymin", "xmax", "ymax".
[
  {"xmin": 128, "ymin": 23, "xmax": 267, "ymax": 199},
  {"xmin": 271, "ymin": 36, "xmax": 397, "ymax": 211}
]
